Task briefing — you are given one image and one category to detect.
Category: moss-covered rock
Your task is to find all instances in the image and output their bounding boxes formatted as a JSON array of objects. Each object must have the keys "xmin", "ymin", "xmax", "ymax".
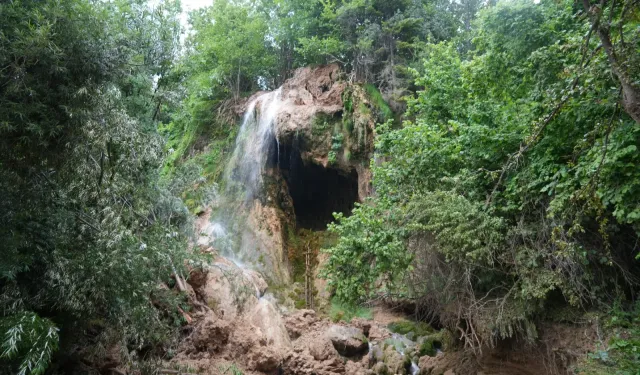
[{"xmin": 388, "ymin": 320, "xmax": 435, "ymax": 337}]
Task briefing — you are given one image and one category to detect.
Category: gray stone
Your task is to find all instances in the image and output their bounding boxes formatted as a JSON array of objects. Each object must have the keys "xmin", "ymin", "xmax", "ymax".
[{"xmin": 327, "ymin": 324, "xmax": 368, "ymax": 357}]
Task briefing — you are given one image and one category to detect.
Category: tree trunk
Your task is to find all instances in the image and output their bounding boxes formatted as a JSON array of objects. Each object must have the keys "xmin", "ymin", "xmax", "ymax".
[{"xmin": 583, "ymin": 0, "xmax": 640, "ymax": 124}]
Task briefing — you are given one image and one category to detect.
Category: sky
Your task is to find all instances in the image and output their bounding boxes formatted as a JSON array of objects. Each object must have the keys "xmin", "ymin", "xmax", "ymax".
[{"xmin": 179, "ymin": 0, "xmax": 213, "ymax": 28}]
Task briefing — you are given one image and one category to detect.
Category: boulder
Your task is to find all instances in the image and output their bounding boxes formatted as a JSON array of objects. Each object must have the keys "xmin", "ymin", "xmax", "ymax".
[
  {"xmin": 248, "ymin": 298, "xmax": 292, "ymax": 349},
  {"xmin": 248, "ymin": 345, "xmax": 281, "ymax": 372},
  {"xmin": 200, "ymin": 261, "xmax": 262, "ymax": 321},
  {"xmin": 309, "ymin": 336, "xmax": 339, "ymax": 361},
  {"xmin": 383, "ymin": 344, "xmax": 407, "ymax": 375},
  {"xmin": 327, "ymin": 325, "xmax": 368, "ymax": 357},
  {"xmin": 190, "ymin": 313, "xmax": 231, "ymax": 353}
]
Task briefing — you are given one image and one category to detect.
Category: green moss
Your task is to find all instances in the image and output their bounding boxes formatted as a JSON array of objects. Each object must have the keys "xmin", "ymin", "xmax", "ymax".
[
  {"xmin": 342, "ymin": 89, "xmax": 354, "ymax": 114},
  {"xmin": 418, "ymin": 339, "xmax": 436, "ymax": 356},
  {"xmin": 578, "ymin": 301, "xmax": 640, "ymax": 374},
  {"xmin": 387, "ymin": 320, "xmax": 434, "ymax": 337},
  {"xmin": 343, "ymin": 117, "xmax": 354, "ymax": 133},
  {"xmin": 364, "ymin": 83, "xmax": 393, "ymax": 122},
  {"xmin": 294, "ymin": 299, "xmax": 307, "ymax": 309},
  {"xmin": 312, "ymin": 113, "xmax": 336, "ymax": 136},
  {"xmin": 358, "ymin": 102, "xmax": 371, "ymax": 116}
]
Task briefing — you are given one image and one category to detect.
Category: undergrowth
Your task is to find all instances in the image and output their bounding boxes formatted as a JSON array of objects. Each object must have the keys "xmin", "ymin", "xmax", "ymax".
[
  {"xmin": 363, "ymin": 83, "xmax": 393, "ymax": 122},
  {"xmin": 581, "ymin": 301, "xmax": 640, "ymax": 374},
  {"xmin": 329, "ymin": 298, "xmax": 372, "ymax": 323}
]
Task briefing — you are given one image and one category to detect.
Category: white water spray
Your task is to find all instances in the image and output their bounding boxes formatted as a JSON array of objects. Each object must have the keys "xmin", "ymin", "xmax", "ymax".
[{"xmin": 224, "ymin": 88, "xmax": 284, "ymax": 201}]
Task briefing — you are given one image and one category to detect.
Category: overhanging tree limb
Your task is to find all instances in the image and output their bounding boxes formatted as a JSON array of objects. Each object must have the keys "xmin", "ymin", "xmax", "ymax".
[{"xmin": 581, "ymin": 0, "xmax": 640, "ymax": 124}]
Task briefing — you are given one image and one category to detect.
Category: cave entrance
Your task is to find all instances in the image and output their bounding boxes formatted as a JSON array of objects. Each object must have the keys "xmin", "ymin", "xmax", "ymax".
[{"xmin": 272, "ymin": 141, "xmax": 359, "ymax": 230}]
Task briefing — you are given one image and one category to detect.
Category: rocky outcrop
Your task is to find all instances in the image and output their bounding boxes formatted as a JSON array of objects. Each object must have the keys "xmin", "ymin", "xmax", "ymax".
[
  {"xmin": 327, "ymin": 325, "xmax": 369, "ymax": 357},
  {"xmin": 284, "ymin": 309, "xmax": 318, "ymax": 339},
  {"xmin": 196, "ymin": 259, "xmax": 263, "ymax": 322},
  {"xmin": 268, "ymin": 64, "xmax": 376, "ymax": 201},
  {"xmin": 189, "ymin": 313, "xmax": 231, "ymax": 353},
  {"xmin": 281, "ymin": 310, "xmax": 347, "ymax": 375}
]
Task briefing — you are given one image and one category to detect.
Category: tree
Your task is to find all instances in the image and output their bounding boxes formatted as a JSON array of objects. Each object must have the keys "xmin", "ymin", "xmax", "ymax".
[
  {"xmin": 187, "ymin": 0, "xmax": 276, "ymax": 99},
  {"xmin": 580, "ymin": 0, "xmax": 640, "ymax": 124},
  {"xmin": 324, "ymin": 0, "xmax": 640, "ymax": 351},
  {"xmin": 0, "ymin": 0, "xmax": 191, "ymax": 373}
]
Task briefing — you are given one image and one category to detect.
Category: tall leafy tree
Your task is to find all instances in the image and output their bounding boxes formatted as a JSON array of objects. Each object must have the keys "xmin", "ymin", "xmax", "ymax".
[
  {"xmin": 324, "ymin": 0, "xmax": 640, "ymax": 355},
  {"xmin": 0, "ymin": 0, "xmax": 190, "ymax": 373}
]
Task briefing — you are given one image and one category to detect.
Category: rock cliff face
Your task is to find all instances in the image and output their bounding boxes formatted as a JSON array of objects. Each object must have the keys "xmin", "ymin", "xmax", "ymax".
[
  {"xmin": 173, "ymin": 65, "xmax": 390, "ymax": 374},
  {"xmin": 225, "ymin": 64, "xmax": 380, "ymax": 284},
  {"xmin": 268, "ymin": 64, "xmax": 375, "ymax": 203}
]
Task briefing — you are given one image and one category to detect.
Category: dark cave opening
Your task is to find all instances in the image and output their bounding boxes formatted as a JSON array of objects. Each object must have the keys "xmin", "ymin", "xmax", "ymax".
[{"xmin": 270, "ymin": 139, "xmax": 359, "ymax": 230}]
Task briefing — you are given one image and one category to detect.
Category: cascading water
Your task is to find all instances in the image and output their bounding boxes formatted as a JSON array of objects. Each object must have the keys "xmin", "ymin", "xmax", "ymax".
[
  {"xmin": 196, "ymin": 88, "xmax": 289, "ymax": 311},
  {"xmin": 224, "ymin": 88, "xmax": 283, "ymax": 201},
  {"xmin": 205, "ymin": 89, "xmax": 285, "ymax": 267}
]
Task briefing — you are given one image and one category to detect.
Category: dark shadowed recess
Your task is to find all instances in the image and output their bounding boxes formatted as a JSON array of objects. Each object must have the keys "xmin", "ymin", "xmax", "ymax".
[{"xmin": 269, "ymin": 138, "xmax": 359, "ymax": 230}]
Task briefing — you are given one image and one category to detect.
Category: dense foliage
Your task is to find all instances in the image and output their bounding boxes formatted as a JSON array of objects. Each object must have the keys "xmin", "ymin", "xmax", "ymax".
[
  {"xmin": 2, "ymin": 0, "xmax": 639, "ymax": 373},
  {"xmin": 161, "ymin": 0, "xmax": 470, "ymax": 178},
  {"xmin": 0, "ymin": 0, "xmax": 191, "ymax": 373},
  {"xmin": 324, "ymin": 0, "xmax": 640, "ymax": 360}
]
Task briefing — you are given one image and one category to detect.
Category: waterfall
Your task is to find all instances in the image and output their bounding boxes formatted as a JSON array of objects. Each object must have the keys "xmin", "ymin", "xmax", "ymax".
[
  {"xmin": 203, "ymin": 88, "xmax": 286, "ymax": 278},
  {"xmin": 410, "ymin": 361, "xmax": 420, "ymax": 375},
  {"xmin": 224, "ymin": 88, "xmax": 283, "ymax": 201}
]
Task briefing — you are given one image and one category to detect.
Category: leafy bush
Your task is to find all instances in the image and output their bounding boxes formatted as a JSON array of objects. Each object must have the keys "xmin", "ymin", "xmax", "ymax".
[
  {"xmin": 0, "ymin": 0, "xmax": 192, "ymax": 373},
  {"xmin": 324, "ymin": 0, "xmax": 640, "ymax": 351}
]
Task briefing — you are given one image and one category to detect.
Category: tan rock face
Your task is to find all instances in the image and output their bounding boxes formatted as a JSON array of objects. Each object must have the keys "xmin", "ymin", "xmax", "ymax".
[
  {"xmin": 284, "ymin": 309, "xmax": 319, "ymax": 339},
  {"xmin": 246, "ymin": 196, "xmax": 291, "ymax": 283},
  {"xmin": 269, "ymin": 64, "xmax": 374, "ymax": 202},
  {"xmin": 248, "ymin": 298, "xmax": 292, "ymax": 349},
  {"xmin": 189, "ymin": 313, "xmax": 231, "ymax": 354},
  {"xmin": 200, "ymin": 264, "xmax": 259, "ymax": 321}
]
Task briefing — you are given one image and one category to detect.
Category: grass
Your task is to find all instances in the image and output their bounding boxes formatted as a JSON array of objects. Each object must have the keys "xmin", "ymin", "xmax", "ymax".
[
  {"xmin": 329, "ymin": 298, "xmax": 372, "ymax": 323},
  {"xmin": 578, "ymin": 301, "xmax": 640, "ymax": 374},
  {"xmin": 364, "ymin": 83, "xmax": 393, "ymax": 122}
]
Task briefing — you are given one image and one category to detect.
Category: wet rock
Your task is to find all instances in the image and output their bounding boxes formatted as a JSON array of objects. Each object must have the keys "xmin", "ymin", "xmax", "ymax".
[
  {"xmin": 248, "ymin": 298, "xmax": 291, "ymax": 349},
  {"xmin": 383, "ymin": 344, "xmax": 407, "ymax": 374},
  {"xmin": 327, "ymin": 325, "xmax": 368, "ymax": 357},
  {"xmin": 385, "ymin": 333, "xmax": 416, "ymax": 355},
  {"xmin": 369, "ymin": 325, "xmax": 391, "ymax": 341},
  {"xmin": 368, "ymin": 344, "xmax": 384, "ymax": 366},
  {"xmin": 285, "ymin": 309, "xmax": 319, "ymax": 339},
  {"xmin": 242, "ymin": 268, "xmax": 268, "ymax": 297},
  {"xmin": 199, "ymin": 261, "xmax": 264, "ymax": 321}
]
